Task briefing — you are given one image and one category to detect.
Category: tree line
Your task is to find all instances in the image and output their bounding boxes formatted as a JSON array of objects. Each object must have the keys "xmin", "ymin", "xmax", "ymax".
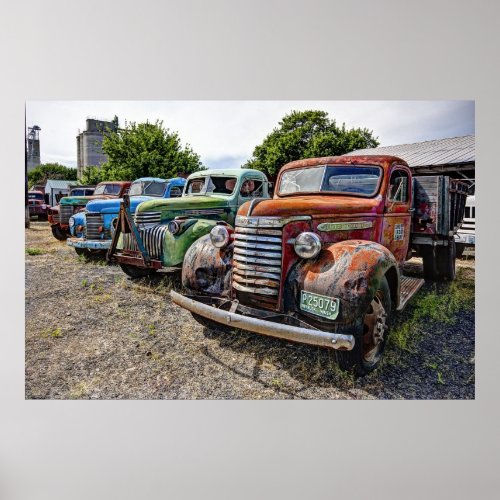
[{"xmin": 30, "ymin": 110, "xmax": 379, "ymax": 187}]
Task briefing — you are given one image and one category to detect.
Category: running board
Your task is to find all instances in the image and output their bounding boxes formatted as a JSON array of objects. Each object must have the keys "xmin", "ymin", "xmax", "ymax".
[{"xmin": 397, "ymin": 276, "xmax": 425, "ymax": 311}]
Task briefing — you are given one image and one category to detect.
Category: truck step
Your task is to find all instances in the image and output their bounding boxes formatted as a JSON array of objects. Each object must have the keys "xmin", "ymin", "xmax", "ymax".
[{"xmin": 397, "ymin": 276, "xmax": 425, "ymax": 311}]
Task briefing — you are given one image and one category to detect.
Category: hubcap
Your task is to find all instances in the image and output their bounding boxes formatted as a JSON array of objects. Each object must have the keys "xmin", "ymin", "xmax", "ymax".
[{"xmin": 362, "ymin": 291, "xmax": 388, "ymax": 363}]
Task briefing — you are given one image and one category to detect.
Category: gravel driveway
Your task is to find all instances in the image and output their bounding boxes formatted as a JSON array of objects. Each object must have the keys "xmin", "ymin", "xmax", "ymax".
[{"xmin": 25, "ymin": 221, "xmax": 475, "ymax": 399}]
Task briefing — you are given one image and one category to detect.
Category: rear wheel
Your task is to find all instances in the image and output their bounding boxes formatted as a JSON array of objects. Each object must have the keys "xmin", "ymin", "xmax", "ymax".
[
  {"xmin": 336, "ymin": 276, "xmax": 391, "ymax": 376},
  {"xmin": 51, "ymin": 224, "xmax": 67, "ymax": 241},
  {"xmin": 119, "ymin": 263, "xmax": 157, "ymax": 278},
  {"xmin": 421, "ymin": 241, "xmax": 456, "ymax": 281},
  {"xmin": 436, "ymin": 240, "xmax": 456, "ymax": 281},
  {"xmin": 455, "ymin": 243, "xmax": 465, "ymax": 258}
]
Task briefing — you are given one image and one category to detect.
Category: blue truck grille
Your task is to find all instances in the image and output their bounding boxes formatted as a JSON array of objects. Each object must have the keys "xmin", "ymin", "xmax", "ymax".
[{"xmin": 86, "ymin": 213, "xmax": 103, "ymax": 240}]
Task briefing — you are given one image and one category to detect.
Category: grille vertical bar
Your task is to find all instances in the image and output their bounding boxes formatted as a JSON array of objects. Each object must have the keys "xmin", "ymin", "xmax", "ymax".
[
  {"xmin": 232, "ymin": 226, "xmax": 283, "ymax": 308},
  {"xmin": 86, "ymin": 213, "xmax": 103, "ymax": 240},
  {"xmin": 59, "ymin": 205, "xmax": 74, "ymax": 224}
]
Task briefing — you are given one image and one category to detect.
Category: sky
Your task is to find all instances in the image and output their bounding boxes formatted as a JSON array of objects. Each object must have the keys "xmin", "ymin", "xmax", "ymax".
[{"xmin": 26, "ymin": 101, "xmax": 475, "ymax": 170}]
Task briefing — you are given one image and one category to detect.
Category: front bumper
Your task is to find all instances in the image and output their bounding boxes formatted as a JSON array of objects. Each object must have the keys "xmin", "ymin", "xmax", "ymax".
[
  {"xmin": 67, "ymin": 238, "xmax": 111, "ymax": 250},
  {"xmin": 170, "ymin": 291, "xmax": 355, "ymax": 351},
  {"xmin": 112, "ymin": 250, "xmax": 163, "ymax": 269}
]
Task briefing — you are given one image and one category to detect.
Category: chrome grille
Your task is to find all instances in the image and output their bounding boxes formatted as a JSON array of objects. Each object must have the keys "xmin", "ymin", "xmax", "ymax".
[
  {"xmin": 123, "ymin": 224, "xmax": 167, "ymax": 260},
  {"xmin": 232, "ymin": 226, "xmax": 283, "ymax": 304},
  {"xmin": 59, "ymin": 205, "xmax": 75, "ymax": 224},
  {"xmin": 134, "ymin": 211, "xmax": 161, "ymax": 226},
  {"xmin": 86, "ymin": 213, "xmax": 103, "ymax": 240}
]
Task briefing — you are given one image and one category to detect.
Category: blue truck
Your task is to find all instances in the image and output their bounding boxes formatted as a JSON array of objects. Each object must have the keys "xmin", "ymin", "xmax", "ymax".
[{"xmin": 67, "ymin": 177, "xmax": 186, "ymax": 258}]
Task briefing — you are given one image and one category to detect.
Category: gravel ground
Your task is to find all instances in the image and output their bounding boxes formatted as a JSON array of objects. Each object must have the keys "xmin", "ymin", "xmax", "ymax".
[{"xmin": 25, "ymin": 221, "xmax": 475, "ymax": 399}]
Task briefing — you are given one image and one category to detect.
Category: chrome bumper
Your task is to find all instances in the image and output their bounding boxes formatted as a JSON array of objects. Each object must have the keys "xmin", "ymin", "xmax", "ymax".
[
  {"xmin": 170, "ymin": 291, "xmax": 355, "ymax": 351},
  {"xmin": 67, "ymin": 238, "xmax": 111, "ymax": 250}
]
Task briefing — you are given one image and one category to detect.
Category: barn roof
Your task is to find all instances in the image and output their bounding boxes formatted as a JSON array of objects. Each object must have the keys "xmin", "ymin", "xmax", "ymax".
[{"xmin": 346, "ymin": 135, "xmax": 474, "ymax": 168}]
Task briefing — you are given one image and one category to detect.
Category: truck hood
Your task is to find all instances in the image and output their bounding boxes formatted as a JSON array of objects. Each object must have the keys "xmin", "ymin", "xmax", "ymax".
[
  {"xmin": 60, "ymin": 194, "xmax": 118, "ymax": 206},
  {"xmin": 238, "ymin": 195, "xmax": 384, "ymax": 218},
  {"xmin": 86, "ymin": 196, "xmax": 153, "ymax": 214},
  {"xmin": 137, "ymin": 195, "xmax": 234, "ymax": 221}
]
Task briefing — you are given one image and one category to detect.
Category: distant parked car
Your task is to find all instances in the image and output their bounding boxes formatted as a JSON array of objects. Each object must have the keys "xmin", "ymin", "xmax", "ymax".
[{"xmin": 28, "ymin": 190, "xmax": 48, "ymax": 220}]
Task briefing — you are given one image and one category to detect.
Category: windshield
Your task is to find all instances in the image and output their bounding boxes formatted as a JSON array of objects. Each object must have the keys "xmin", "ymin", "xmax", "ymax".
[
  {"xmin": 129, "ymin": 180, "xmax": 167, "ymax": 197},
  {"xmin": 94, "ymin": 183, "xmax": 121, "ymax": 196},
  {"xmin": 279, "ymin": 165, "xmax": 382, "ymax": 197},
  {"xmin": 185, "ymin": 176, "xmax": 237, "ymax": 196},
  {"xmin": 29, "ymin": 193, "xmax": 44, "ymax": 200}
]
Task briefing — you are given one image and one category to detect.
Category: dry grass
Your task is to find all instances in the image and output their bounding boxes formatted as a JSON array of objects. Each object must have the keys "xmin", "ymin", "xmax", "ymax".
[{"xmin": 25, "ymin": 222, "xmax": 475, "ymax": 400}]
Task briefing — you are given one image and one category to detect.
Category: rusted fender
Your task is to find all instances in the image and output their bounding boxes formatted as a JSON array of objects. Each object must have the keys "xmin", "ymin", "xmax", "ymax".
[
  {"xmin": 182, "ymin": 233, "xmax": 233, "ymax": 296},
  {"xmin": 288, "ymin": 239, "xmax": 400, "ymax": 322}
]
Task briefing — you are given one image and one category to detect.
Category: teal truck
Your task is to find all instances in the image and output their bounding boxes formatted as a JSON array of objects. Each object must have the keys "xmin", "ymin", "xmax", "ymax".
[{"xmin": 108, "ymin": 168, "xmax": 270, "ymax": 278}]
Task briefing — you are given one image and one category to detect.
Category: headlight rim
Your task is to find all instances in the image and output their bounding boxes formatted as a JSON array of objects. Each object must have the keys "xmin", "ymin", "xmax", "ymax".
[
  {"xmin": 294, "ymin": 231, "xmax": 322, "ymax": 259},
  {"xmin": 209, "ymin": 224, "xmax": 230, "ymax": 249}
]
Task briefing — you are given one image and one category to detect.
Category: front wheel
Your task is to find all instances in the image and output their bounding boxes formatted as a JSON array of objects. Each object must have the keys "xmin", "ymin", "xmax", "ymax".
[
  {"xmin": 119, "ymin": 263, "xmax": 157, "ymax": 278},
  {"xmin": 336, "ymin": 276, "xmax": 391, "ymax": 376},
  {"xmin": 74, "ymin": 247, "xmax": 107, "ymax": 260},
  {"xmin": 51, "ymin": 224, "xmax": 67, "ymax": 241}
]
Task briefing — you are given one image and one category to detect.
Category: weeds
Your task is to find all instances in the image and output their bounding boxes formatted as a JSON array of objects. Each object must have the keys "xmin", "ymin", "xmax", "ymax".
[
  {"xmin": 41, "ymin": 327, "xmax": 63, "ymax": 338},
  {"xmin": 148, "ymin": 324, "xmax": 156, "ymax": 336},
  {"xmin": 26, "ymin": 247, "xmax": 45, "ymax": 256},
  {"xmin": 387, "ymin": 269, "xmax": 474, "ymax": 354}
]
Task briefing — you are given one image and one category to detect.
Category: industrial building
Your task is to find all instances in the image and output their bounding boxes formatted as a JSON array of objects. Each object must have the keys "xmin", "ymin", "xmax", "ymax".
[
  {"xmin": 76, "ymin": 117, "xmax": 118, "ymax": 179},
  {"xmin": 27, "ymin": 125, "xmax": 41, "ymax": 172}
]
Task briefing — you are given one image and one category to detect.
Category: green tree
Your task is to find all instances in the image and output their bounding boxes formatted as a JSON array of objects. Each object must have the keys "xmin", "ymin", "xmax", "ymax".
[
  {"xmin": 28, "ymin": 162, "xmax": 77, "ymax": 188},
  {"xmin": 244, "ymin": 110, "xmax": 379, "ymax": 178},
  {"xmin": 80, "ymin": 166, "xmax": 105, "ymax": 185},
  {"xmin": 99, "ymin": 120, "xmax": 204, "ymax": 181}
]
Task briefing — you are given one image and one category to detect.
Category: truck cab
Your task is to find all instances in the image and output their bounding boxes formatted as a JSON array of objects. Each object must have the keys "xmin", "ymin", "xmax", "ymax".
[
  {"xmin": 171, "ymin": 155, "xmax": 467, "ymax": 375},
  {"xmin": 67, "ymin": 177, "xmax": 186, "ymax": 258},
  {"xmin": 108, "ymin": 168, "xmax": 270, "ymax": 278}
]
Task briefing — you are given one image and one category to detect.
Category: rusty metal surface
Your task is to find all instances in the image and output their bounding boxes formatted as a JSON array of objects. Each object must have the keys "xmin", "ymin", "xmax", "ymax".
[
  {"xmin": 114, "ymin": 252, "xmax": 163, "ymax": 270},
  {"xmin": 182, "ymin": 234, "xmax": 233, "ymax": 296},
  {"xmin": 397, "ymin": 276, "xmax": 425, "ymax": 311},
  {"xmin": 170, "ymin": 291, "xmax": 355, "ymax": 351}
]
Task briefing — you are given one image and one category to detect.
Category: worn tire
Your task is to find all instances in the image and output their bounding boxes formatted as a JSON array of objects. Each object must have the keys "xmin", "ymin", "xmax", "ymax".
[
  {"xmin": 436, "ymin": 240, "xmax": 456, "ymax": 281},
  {"xmin": 119, "ymin": 263, "xmax": 157, "ymax": 278},
  {"xmin": 51, "ymin": 224, "xmax": 67, "ymax": 241},
  {"xmin": 75, "ymin": 247, "xmax": 107, "ymax": 260},
  {"xmin": 455, "ymin": 243, "xmax": 465, "ymax": 259},
  {"xmin": 336, "ymin": 276, "xmax": 391, "ymax": 376}
]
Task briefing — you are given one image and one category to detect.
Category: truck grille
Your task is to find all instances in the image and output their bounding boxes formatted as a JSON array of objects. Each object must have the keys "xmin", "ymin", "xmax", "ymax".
[
  {"xmin": 134, "ymin": 211, "xmax": 161, "ymax": 227},
  {"xmin": 123, "ymin": 224, "xmax": 167, "ymax": 260},
  {"xmin": 232, "ymin": 226, "xmax": 283, "ymax": 309},
  {"xmin": 86, "ymin": 213, "xmax": 103, "ymax": 240},
  {"xmin": 59, "ymin": 205, "xmax": 74, "ymax": 224}
]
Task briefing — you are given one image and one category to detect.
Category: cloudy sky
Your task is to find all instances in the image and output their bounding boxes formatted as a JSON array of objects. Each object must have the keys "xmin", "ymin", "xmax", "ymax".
[{"xmin": 26, "ymin": 101, "xmax": 474, "ymax": 170}]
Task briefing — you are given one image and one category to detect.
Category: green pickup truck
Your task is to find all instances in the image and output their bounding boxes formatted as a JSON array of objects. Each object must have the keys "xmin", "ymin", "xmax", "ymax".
[{"xmin": 108, "ymin": 168, "xmax": 270, "ymax": 278}]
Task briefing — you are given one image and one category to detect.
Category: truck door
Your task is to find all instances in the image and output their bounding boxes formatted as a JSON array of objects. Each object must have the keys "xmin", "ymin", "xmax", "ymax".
[{"xmin": 382, "ymin": 165, "xmax": 412, "ymax": 264}]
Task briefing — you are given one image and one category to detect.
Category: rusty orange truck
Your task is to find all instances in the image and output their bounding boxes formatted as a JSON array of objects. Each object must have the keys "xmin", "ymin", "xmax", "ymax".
[{"xmin": 171, "ymin": 155, "xmax": 468, "ymax": 375}]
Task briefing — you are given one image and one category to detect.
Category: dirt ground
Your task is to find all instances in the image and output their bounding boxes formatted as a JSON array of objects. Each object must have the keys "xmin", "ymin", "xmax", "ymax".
[{"xmin": 25, "ymin": 221, "xmax": 475, "ymax": 399}]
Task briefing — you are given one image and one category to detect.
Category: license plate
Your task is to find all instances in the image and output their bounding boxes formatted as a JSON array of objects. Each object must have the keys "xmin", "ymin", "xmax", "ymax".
[{"xmin": 300, "ymin": 291, "xmax": 340, "ymax": 320}]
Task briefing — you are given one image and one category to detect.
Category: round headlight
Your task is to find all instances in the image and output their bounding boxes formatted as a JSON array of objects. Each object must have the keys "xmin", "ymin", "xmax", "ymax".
[
  {"xmin": 69, "ymin": 216, "xmax": 75, "ymax": 228},
  {"xmin": 294, "ymin": 232, "xmax": 321, "ymax": 259},
  {"xmin": 168, "ymin": 220, "xmax": 180, "ymax": 235},
  {"xmin": 210, "ymin": 225, "xmax": 230, "ymax": 248}
]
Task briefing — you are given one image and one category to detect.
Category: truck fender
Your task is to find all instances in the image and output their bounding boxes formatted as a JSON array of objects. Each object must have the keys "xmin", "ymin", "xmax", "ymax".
[
  {"xmin": 286, "ymin": 239, "xmax": 400, "ymax": 323},
  {"xmin": 163, "ymin": 218, "xmax": 228, "ymax": 268},
  {"xmin": 181, "ymin": 232, "xmax": 234, "ymax": 296}
]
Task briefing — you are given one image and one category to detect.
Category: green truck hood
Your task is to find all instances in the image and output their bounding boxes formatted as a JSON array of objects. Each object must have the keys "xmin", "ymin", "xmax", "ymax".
[{"xmin": 137, "ymin": 195, "xmax": 235, "ymax": 222}]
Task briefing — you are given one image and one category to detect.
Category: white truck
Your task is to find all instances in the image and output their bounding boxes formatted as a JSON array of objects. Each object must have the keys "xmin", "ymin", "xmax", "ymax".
[{"xmin": 455, "ymin": 195, "xmax": 475, "ymax": 257}]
